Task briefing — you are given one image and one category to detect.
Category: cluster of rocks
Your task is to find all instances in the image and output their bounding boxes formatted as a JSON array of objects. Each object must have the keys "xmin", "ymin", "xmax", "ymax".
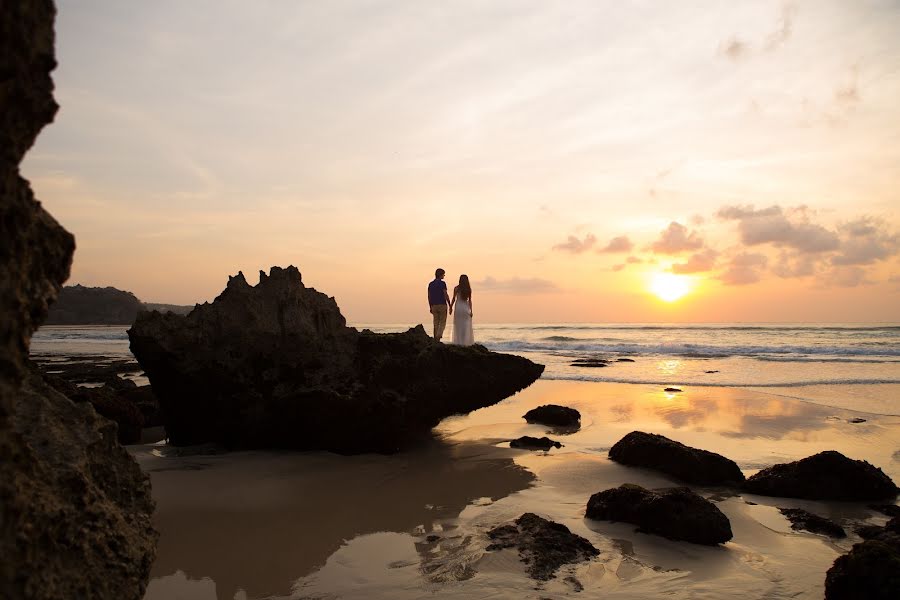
[
  {"xmin": 508, "ymin": 404, "xmax": 581, "ymax": 451},
  {"xmin": 1, "ymin": 3, "xmax": 157, "ymax": 598},
  {"xmin": 129, "ymin": 266, "xmax": 544, "ymax": 454},
  {"xmin": 569, "ymin": 356, "xmax": 635, "ymax": 368}
]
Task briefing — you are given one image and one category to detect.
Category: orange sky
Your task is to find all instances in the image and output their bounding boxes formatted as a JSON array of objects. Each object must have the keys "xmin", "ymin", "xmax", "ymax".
[{"xmin": 23, "ymin": 0, "xmax": 900, "ymax": 322}]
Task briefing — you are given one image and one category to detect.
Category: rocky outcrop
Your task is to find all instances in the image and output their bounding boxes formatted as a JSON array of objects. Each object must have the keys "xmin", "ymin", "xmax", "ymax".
[
  {"xmin": 45, "ymin": 284, "xmax": 145, "ymax": 325},
  {"xmin": 586, "ymin": 484, "xmax": 733, "ymax": 545},
  {"xmin": 825, "ymin": 518, "xmax": 900, "ymax": 600},
  {"xmin": 523, "ymin": 404, "xmax": 580, "ymax": 429},
  {"xmin": 510, "ymin": 436, "xmax": 562, "ymax": 450},
  {"xmin": 779, "ymin": 508, "xmax": 846, "ymax": 538},
  {"xmin": 744, "ymin": 451, "xmax": 899, "ymax": 501},
  {"xmin": 608, "ymin": 431, "xmax": 745, "ymax": 486},
  {"xmin": 128, "ymin": 266, "xmax": 544, "ymax": 452},
  {"xmin": 1, "ymin": 3, "xmax": 157, "ymax": 598},
  {"xmin": 486, "ymin": 513, "xmax": 599, "ymax": 580}
]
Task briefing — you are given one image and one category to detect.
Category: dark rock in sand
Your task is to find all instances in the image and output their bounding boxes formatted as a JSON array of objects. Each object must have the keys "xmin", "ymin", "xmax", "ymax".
[
  {"xmin": 870, "ymin": 504, "xmax": 900, "ymax": 518},
  {"xmin": 743, "ymin": 451, "xmax": 899, "ymax": 501},
  {"xmin": 663, "ymin": 387, "xmax": 682, "ymax": 392},
  {"xmin": 486, "ymin": 513, "xmax": 599, "ymax": 580},
  {"xmin": 586, "ymin": 484, "xmax": 733, "ymax": 545},
  {"xmin": 825, "ymin": 538, "xmax": 900, "ymax": 600},
  {"xmin": 848, "ymin": 417, "xmax": 867, "ymax": 424},
  {"xmin": 45, "ymin": 284, "xmax": 145, "ymax": 325},
  {"xmin": 523, "ymin": 404, "xmax": 580, "ymax": 428},
  {"xmin": 608, "ymin": 431, "xmax": 746, "ymax": 486},
  {"xmin": 779, "ymin": 508, "xmax": 846, "ymax": 538},
  {"xmin": 857, "ymin": 524, "xmax": 888, "ymax": 540},
  {"xmin": 129, "ymin": 266, "xmax": 544, "ymax": 452},
  {"xmin": 705, "ymin": 370, "xmax": 719, "ymax": 373},
  {"xmin": 510, "ymin": 436, "xmax": 562, "ymax": 450},
  {"xmin": 1, "ymin": 4, "xmax": 157, "ymax": 597}
]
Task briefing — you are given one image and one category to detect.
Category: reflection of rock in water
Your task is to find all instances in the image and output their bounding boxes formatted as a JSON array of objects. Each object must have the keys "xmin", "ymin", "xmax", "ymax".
[{"xmin": 141, "ymin": 439, "xmax": 534, "ymax": 599}]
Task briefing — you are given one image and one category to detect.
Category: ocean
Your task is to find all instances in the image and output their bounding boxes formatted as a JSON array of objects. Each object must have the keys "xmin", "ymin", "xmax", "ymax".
[{"xmin": 31, "ymin": 322, "xmax": 900, "ymax": 415}]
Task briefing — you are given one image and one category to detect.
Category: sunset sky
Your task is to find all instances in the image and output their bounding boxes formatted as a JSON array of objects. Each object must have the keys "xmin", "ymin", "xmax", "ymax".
[{"xmin": 23, "ymin": 0, "xmax": 900, "ymax": 323}]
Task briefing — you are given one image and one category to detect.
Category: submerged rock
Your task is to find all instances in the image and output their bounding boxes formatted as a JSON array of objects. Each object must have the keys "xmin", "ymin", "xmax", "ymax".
[
  {"xmin": 608, "ymin": 431, "xmax": 746, "ymax": 485},
  {"xmin": 486, "ymin": 513, "xmax": 599, "ymax": 580},
  {"xmin": 523, "ymin": 404, "xmax": 580, "ymax": 429},
  {"xmin": 779, "ymin": 508, "xmax": 846, "ymax": 538},
  {"xmin": 586, "ymin": 484, "xmax": 733, "ymax": 545},
  {"xmin": 129, "ymin": 267, "xmax": 544, "ymax": 452},
  {"xmin": 510, "ymin": 436, "xmax": 562, "ymax": 450},
  {"xmin": 743, "ymin": 451, "xmax": 899, "ymax": 501},
  {"xmin": 1, "ymin": 3, "xmax": 157, "ymax": 598},
  {"xmin": 663, "ymin": 387, "xmax": 682, "ymax": 392}
]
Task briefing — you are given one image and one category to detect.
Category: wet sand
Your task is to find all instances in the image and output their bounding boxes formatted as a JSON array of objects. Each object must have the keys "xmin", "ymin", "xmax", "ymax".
[{"xmin": 135, "ymin": 380, "xmax": 900, "ymax": 599}]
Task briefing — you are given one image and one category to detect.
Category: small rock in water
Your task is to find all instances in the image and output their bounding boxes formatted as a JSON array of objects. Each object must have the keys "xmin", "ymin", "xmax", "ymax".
[
  {"xmin": 486, "ymin": 513, "xmax": 599, "ymax": 580},
  {"xmin": 705, "ymin": 370, "xmax": 719, "ymax": 374},
  {"xmin": 616, "ymin": 358, "xmax": 635, "ymax": 362},
  {"xmin": 663, "ymin": 387, "xmax": 682, "ymax": 392},
  {"xmin": 608, "ymin": 431, "xmax": 745, "ymax": 485},
  {"xmin": 510, "ymin": 436, "xmax": 563, "ymax": 451},
  {"xmin": 743, "ymin": 450, "xmax": 899, "ymax": 501},
  {"xmin": 779, "ymin": 508, "xmax": 846, "ymax": 538},
  {"xmin": 523, "ymin": 404, "xmax": 581, "ymax": 428},
  {"xmin": 586, "ymin": 484, "xmax": 733, "ymax": 545},
  {"xmin": 571, "ymin": 360, "xmax": 608, "ymax": 368},
  {"xmin": 848, "ymin": 418, "xmax": 867, "ymax": 424}
]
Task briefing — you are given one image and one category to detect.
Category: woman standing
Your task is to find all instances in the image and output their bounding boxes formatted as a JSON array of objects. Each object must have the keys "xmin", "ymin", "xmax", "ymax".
[{"xmin": 451, "ymin": 274, "xmax": 475, "ymax": 346}]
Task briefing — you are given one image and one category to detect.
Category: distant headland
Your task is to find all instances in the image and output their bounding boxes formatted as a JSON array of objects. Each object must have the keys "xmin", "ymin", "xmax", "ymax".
[{"xmin": 45, "ymin": 284, "xmax": 192, "ymax": 325}]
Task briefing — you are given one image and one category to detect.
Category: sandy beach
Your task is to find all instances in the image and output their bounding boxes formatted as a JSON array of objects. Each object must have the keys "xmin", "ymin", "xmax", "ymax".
[{"xmin": 135, "ymin": 380, "xmax": 900, "ymax": 599}]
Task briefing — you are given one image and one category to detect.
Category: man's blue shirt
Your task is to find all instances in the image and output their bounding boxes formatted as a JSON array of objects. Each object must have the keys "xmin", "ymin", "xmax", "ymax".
[{"xmin": 428, "ymin": 279, "xmax": 447, "ymax": 306}]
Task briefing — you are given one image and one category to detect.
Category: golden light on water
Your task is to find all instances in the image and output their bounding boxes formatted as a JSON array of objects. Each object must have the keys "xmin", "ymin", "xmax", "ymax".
[{"xmin": 649, "ymin": 273, "xmax": 692, "ymax": 302}]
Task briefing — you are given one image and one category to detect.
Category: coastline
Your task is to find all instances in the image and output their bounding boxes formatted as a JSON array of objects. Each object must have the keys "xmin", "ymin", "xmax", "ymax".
[{"xmin": 136, "ymin": 379, "xmax": 900, "ymax": 599}]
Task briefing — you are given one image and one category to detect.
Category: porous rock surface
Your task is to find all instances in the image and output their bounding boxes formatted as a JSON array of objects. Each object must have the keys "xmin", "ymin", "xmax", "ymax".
[
  {"xmin": 128, "ymin": 266, "xmax": 544, "ymax": 452},
  {"xmin": 825, "ymin": 517, "xmax": 900, "ymax": 600},
  {"xmin": 609, "ymin": 431, "xmax": 746, "ymax": 486},
  {"xmin": 486, "ymin": 513, "xmax": 599, "ymax": 580},
  {"xmin": 1, "ymin": 3, "xmax": 157, "ymax": 598},
  {"xmin": 744, "ymin": 450, "xmax": 899, "ymax": 501},
  {"xmin": 586, "ymin": 484, "xmax": 733, "ymax": 545}
]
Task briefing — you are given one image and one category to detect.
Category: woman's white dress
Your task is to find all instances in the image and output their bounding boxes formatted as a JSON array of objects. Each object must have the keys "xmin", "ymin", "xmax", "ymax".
[{"xmin": 452, "ymin": 297, "xmax": 474, "ymax": 346}]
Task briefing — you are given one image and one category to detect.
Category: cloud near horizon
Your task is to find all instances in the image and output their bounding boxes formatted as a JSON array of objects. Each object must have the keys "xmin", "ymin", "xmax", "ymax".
[{"xmin": 475, "ymin": 276, "xmax": 560, "ymax": 295}]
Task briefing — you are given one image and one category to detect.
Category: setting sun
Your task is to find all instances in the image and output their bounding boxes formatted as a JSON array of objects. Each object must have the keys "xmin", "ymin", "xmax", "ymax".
[{"xmin": 649, "ymin": 273, "xmax": 691, "ymax": 302}]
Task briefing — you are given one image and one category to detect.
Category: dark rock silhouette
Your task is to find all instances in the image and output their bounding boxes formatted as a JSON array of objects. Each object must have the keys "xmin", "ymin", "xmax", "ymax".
[
  {"xmin": 744, "ymin": 451, "xmax": 899, "ymax": 501},
  {"xmin": 663, "ymin": 387, "xmax": 682, "ymax": 392},
  {"xmin": 779, "ymin": 508, "xmax": 846, "ymax": 538},
  {"xmin": 608, "ymin": 431, "xmax": 746, "ymax": 486},
  {"xmin": 45, "ymin": 284, "xmax": 145, "ymax": 324},
  {"xmin": 586, "ymin": 484, "xmax": 733, "ymax": 545},
  {"xmin": 129, "ymin": 266, "xmax": 544, "ymax": 452},
  {"xmin": 825, "ymin": 518, "xmax": 900, "ymax": 600},
  {"xmin": 486, "ymin": 513, "xmax": 599, "ymax": 580},
  {"xmin": 510, "ymin": 436, "xmax": 562, "ymax": 450},
  {"xmin": 523, "ymin": 404, "xmax": 580, "ymax": 429},
  {"xmin": 1, "ymin": 3, "xmax": 157, "ymax": 597},
  {"xmin": 870, "ymin": 504, "xmax": 900, "ymax": 518}
]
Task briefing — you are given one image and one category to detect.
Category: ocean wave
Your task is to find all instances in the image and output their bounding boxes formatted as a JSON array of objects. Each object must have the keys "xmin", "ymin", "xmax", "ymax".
[
  {"xmin": 488, "ymin": 324, "xmax": 900, "ymax": 333},
  {"xmin": 541, "ymin": 373, "xmax": 900, "ymax": 388},
  {"xmin": 483, "ymin": 340, "xmax": 900, "ymax": 359}
]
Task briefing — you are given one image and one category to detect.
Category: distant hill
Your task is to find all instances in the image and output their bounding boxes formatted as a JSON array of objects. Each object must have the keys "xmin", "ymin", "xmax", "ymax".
[{"xmin": 45, "ymin": 285, "xmax": 194, "ymax": 325}]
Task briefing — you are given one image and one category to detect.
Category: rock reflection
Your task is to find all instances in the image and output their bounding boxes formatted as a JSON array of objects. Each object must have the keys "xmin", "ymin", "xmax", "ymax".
[{"xmin": 137, "ymin": 439, "xmax": 534, "ymax": 600}]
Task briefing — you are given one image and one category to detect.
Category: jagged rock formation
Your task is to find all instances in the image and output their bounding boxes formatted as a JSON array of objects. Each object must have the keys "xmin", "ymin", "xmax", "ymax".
[
  {"xmin": 744, "ymin": 451, "xmax": 899, "ymax": 501},
  {"xmin": 45, "ymin": 284, "xmax": 145, "ymax": 324},
  {"xmin": 129, "ymin": 266, "xmax": 544, "ymax": 452},
  {"xmin": 1, "ymin": 3, "xmax": 157, "ymax": 598},
  {"xmin": 779, "ymin": 508, "xmax": 846, "ymax": 538},
  {"xmin": 609, "ymin": 431, "xmax": 746, "ymax": 486},
  {"xmin": 585, "ymin": 484, "xmax": 733, "ymax": 545},
  {"xmin": 486, "ymin": 513, "xmax": 599, "ymax": 580}
]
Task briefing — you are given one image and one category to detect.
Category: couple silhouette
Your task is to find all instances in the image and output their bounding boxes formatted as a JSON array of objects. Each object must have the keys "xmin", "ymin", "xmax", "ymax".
[{"xmin": 427, "ymin": 268, "xmax": 474, "ymax": 346}]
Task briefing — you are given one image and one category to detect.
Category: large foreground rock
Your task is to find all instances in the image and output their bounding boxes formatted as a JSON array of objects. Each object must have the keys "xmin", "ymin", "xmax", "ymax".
[
  {"xmin": 609, "ymin": 431, "xmax": 745, "ymax": 486},
  {"xmin": 486, "ymin": 513, "xmax": 599, "ymax": 580},
  {"xmin": 586, "ymin": 484, "xmax": 733, "ymax": 545},
  {"xmin": 826, "ymin": 519, "xmax": 900, "ymax": 600},
  {"xmin": 744, "ymin": 451, "xmax": 899, "ymax": 501},
  {"xmin": 129, "ymin": 266, "xmax": 544, "ymax": 452},
  {"xmin": 1, "ymin": 3, "xmax": 157, "ymax": 598}
]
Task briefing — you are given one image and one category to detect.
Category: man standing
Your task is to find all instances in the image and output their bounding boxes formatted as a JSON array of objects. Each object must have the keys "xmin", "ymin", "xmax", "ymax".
[{"xmin": 427, "ymin": 268, "xmax": 452, "ymax": 341}]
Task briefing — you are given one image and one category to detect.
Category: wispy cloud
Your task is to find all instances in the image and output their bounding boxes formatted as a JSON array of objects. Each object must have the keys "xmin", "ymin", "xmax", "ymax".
[
  {"xmin": 719, "ymin": 252, "xmax": 768, "ymax": 285},
  {"xmin": 598, "ymin": 235, "xmax": 633, "ymax": 253},
  {"xmin": 671, "ymin": 249, "xmax": 718, "ymax": 274},
  {"xmin": 553, "ymin": 233, "xmax": 596, "ymax": 254},
  {"xmin": 476, "ymin": 276, "xmax": 559, "ymax": 294}
]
